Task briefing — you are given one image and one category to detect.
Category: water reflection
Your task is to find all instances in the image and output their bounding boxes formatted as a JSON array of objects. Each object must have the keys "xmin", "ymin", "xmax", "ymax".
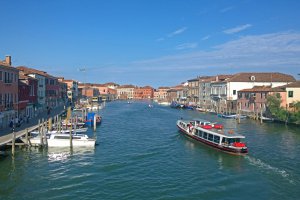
[{"xmin": 47, "ymin": 147, "xmax": 95, "ymax": 162}]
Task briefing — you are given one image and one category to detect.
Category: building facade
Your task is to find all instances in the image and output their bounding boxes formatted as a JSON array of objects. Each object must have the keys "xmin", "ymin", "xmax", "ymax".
[
  {"xmin": 116, "ymin": 85, "xmax": 136, "ymax": 99},
  {"xmin": 187, "ymin": 78, "xmax": 199, "ymax": 105},
  {"xmin": 19, "ymin": 73, "xmax": 38, "ymax": 118},
  {"xmin": 211, "ymin": 73, "xmax": 295, "ymax": 113},
  {"xmin": 0, "ymin": 56, "xmax": 19, "ymax": 129}
]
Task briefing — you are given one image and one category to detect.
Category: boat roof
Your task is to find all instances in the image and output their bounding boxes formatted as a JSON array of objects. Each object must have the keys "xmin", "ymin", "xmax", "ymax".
[{"xmin": 179, "ymin": 120, "xmax": 245, "ymax": 139}]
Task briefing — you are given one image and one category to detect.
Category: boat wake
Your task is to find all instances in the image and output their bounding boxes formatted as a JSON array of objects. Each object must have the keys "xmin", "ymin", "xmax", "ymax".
[{"xmin": 244, "ymin": 155, "xmax": 294, "ymax": 184}]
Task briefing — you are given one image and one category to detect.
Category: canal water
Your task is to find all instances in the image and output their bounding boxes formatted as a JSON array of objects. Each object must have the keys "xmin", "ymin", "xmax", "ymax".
[{"xmin": 0, "ymin": 101, "xmax": 299, "ymax": 200}]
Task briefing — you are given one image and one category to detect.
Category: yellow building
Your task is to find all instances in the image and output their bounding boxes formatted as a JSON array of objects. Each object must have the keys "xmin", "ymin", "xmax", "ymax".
[{"xmin": 285, "ymin": 81, "xmax": 300, "ymax": 110}]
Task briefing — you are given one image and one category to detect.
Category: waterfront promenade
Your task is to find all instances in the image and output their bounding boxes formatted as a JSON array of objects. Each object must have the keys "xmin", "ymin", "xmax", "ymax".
[{"xmin": 0, "ymin": 106, "xmax": 65, "ymax": 146}]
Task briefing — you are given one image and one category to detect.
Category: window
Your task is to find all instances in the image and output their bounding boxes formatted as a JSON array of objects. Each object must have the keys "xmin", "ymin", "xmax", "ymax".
[
  {"xmin": 288, "ymin": 91, "xmax": 293, "ymax": 98},
  {"xmin": 0, "ymin": 71, "xmax": 2, "ymax": 81},
  {"xmin": 203, "ymin": 132, "xmax": 208, "ymax": 139},
  {"xmin": 208, "ymin": 134, "xmax": 213, "ymax": 141},
  {"xmin": 233, "ymin": 90, "xmax": 236, "ymax": 95},
  {"xmin": 276, "ymin": 93, "xmax": 281, "ymax": 98},
  {"xmin": 214, "ymin": 136, "xmax": 220, "ymax": 144}
]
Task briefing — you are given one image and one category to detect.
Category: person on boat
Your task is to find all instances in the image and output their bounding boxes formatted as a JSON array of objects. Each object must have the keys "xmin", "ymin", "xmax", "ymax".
[{"xmin": 188, "ymin": 123, "xmax": 194, "ymax": 133}]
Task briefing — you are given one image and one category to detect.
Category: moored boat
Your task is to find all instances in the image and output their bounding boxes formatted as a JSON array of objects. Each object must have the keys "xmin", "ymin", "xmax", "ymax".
[
  {"xmin": 177, "ymin": 119, "xmax": 248, "ymax": 155},
  {"xmin": 85, "ymin": 112, "xmax": 102, "ymax": 126},
  {"xmin": 47, "ymin": 133, "xmax": 96, "ymax": 147},
  {"xmin": 21, "ymin": 133, "xmax": 96, "ymax": 147},
  {"xmin": 260, "ymin": 116, "xmax": 274, "ymax": 122}
]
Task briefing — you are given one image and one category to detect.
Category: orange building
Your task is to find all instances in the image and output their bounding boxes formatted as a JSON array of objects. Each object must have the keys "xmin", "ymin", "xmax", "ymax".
[{"xmin": 134, "ymin": 86, "xmax": 154, "ymax": 99}]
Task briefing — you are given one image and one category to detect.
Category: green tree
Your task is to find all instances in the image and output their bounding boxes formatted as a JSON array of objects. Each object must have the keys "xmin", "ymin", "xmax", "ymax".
[{"xmin": 266, "ymin": 94, "xmax": 282, "ymax": 116}]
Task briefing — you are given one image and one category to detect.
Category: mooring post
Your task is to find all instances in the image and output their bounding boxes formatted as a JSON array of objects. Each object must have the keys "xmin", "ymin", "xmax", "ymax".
[
  {"xmin": 58, "ymin": 116, "xmax": 61, "ymax": 133},
  {"xmin": 40, "ymin": 118, "xmax": 44, "ymax": 146},
  {"xmin": 260, "ymin": 109, "xmax": 263, "ymax": 124},
  {"xmin": 70, "ymin": 117, "xmax": 73, "ymax": 148},
  {"xmin": 38, "ymin": 119, "xmax": 41, "ymax": 134},
  {"xmin": 93, "ymin": 114, "xmax": 96, "ymax": 131},
  {"xmin": 25, "ymin": 128, "xmax": 29, "ymax": 146},
  {"xmin": 12, "ymin": 128, "xmax": 16, "ymax": 156}
]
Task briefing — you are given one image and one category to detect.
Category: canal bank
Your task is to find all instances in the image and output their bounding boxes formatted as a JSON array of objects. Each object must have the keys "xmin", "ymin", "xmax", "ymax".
[
  {"xmin": 0, "ymin": 106, "xmax": 66, "ymax": 150},
  {"xmin": 0, "ymin": 101, "xmax": 299, "ymax": 200}
]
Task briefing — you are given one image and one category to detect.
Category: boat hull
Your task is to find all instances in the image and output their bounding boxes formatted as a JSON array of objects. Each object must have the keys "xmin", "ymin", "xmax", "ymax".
[
  {"xmin": 177, "ymin": 125, "xmax": 248, "ymax": 155},
  {"xmin": 48, "ymin": 139, "xmax": 95, "ymax": 147}
]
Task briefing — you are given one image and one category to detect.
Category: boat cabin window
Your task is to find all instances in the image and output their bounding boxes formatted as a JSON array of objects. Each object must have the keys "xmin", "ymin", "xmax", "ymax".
[
  {"xmin": 213, "ymin": 136, "xmax": 220, "ymax": 144},
  {"xmin": 54, "ymin": 136, "xmax": 70, "ymax": 139},
  {"xmin": 199, "ymin": 130, "xmax": 203, "ymax": 138},
  {"xmin": 208, "ymin": 134, "xmax": 213, "ymax": 141},
  {"xmin": 203, "ymin": 132, "xmax": 208, "ymax": 139}
]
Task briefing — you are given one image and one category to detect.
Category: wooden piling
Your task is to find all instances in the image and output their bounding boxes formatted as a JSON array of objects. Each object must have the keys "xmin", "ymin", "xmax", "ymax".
[
  {"xmin": 40, "ymin": 118, "xmax": 44, "ymax": 146},
  {"xmin": 48, "ymin": 117, "xmax": 52, "ymax": 131},
  {"xmin": 93, "ymin": 114, "xmax": 96, "ymax": 131},
  {"xmin": 12, "ymin": 129, "xmax": 15, "ymax": 156},
  {"xmin": 70, "ymin": 117, "xmax": 73, "ymax": 148},
  {"xmin": 25, "ymin": 128, "xmax": 29, "ymax": 146},
  {"xmin": 44, "ymin": 120, "xmax": 48, "ymax": 146},
  {"xmin": 260, "ymin": 109, "xmax": 263, "ymax": 124}
]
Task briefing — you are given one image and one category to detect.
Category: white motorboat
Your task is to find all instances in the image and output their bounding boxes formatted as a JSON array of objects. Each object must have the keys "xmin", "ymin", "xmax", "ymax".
[
  {"xmin": 21, "ymin": 133, "xmax": 95, "ymax": 147},
  {"xmin": 157, "ymin": 102, "xmax": 171, "ymax": 106},
  {"xmin": 48, "ymin": 133, "xmax": 96, "ymax": 147}
]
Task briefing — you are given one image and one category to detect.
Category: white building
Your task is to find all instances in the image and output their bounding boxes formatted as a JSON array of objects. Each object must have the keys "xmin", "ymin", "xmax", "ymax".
[{"xmin": 210, "ymin": 72, "xmax": 296, "ymax": 112}]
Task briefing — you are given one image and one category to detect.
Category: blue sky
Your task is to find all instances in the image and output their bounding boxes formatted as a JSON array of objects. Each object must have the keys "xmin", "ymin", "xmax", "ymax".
[{"xmin": 1, "ymin": 0, "xmax": 300, "ymax": 87}]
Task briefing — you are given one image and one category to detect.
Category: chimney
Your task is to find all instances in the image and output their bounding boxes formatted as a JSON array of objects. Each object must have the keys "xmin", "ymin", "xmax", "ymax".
[
  {"xmin": 5, "ymin": 55, "xmax": 11, "ymax": 65},
  {"xmin": 216, "ymin": 76, "xmax": 219, "ymax": 82}
]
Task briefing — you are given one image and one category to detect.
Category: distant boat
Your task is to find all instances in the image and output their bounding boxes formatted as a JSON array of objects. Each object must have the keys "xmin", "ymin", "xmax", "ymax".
[
  {"xmin": 85, "ymin": 113, "xmax": 102, "ymax": 126},
  {"xmin": 219, "ymin": 114, "xmax": 237, "ymax": 119},
  {"xmin": 260, "ymin": 116, "xmax": 274, "ymax": 122},
  {"xmin": 196, "ymin": 107, "xmax": 206, "ymax": 112},
  {"xmin": 157, "ymin": 101, "xmax": 171, "ymax": 106},
  {"xmin": 218, "ymin": 114, "xmax": 247, "ymax": 119}
]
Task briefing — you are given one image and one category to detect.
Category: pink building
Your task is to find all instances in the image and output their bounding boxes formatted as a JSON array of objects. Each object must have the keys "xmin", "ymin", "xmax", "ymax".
[
  {"xmin": 237, "ymin": 86, "xmax": 286, "ymax": 113},
  {"xmin": 0, "ymin": 56, "xmax": 19, "ymax": 129}
]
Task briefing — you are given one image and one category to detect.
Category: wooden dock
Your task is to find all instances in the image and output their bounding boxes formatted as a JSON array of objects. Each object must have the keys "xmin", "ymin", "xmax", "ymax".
[{"xmin": 0, "ymin": 125, "xmax": 39, "ymax": 147}]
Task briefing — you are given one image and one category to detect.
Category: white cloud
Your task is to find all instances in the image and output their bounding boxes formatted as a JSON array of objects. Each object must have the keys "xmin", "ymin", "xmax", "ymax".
[
  {"xmin": 220, "ymin": 6, "xmax": 234, "ymax": 13},
  {"xmin": 201, "ymin": 35, "xmax": 210, "ymax": 41},
  {"xmin": 168, "ymin": 27, "xmax": 187, "ymax": 37},
  {"xmin": 175, "ymin": 43, "xmax": 198, "ymax": 50},
  {"xmin": 131, "ymin": 32, "xmax": 300, "ymax": 75},
  {"xmin": 223, "ymin": 24, "xmax": 252, "ymax": 34}
]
